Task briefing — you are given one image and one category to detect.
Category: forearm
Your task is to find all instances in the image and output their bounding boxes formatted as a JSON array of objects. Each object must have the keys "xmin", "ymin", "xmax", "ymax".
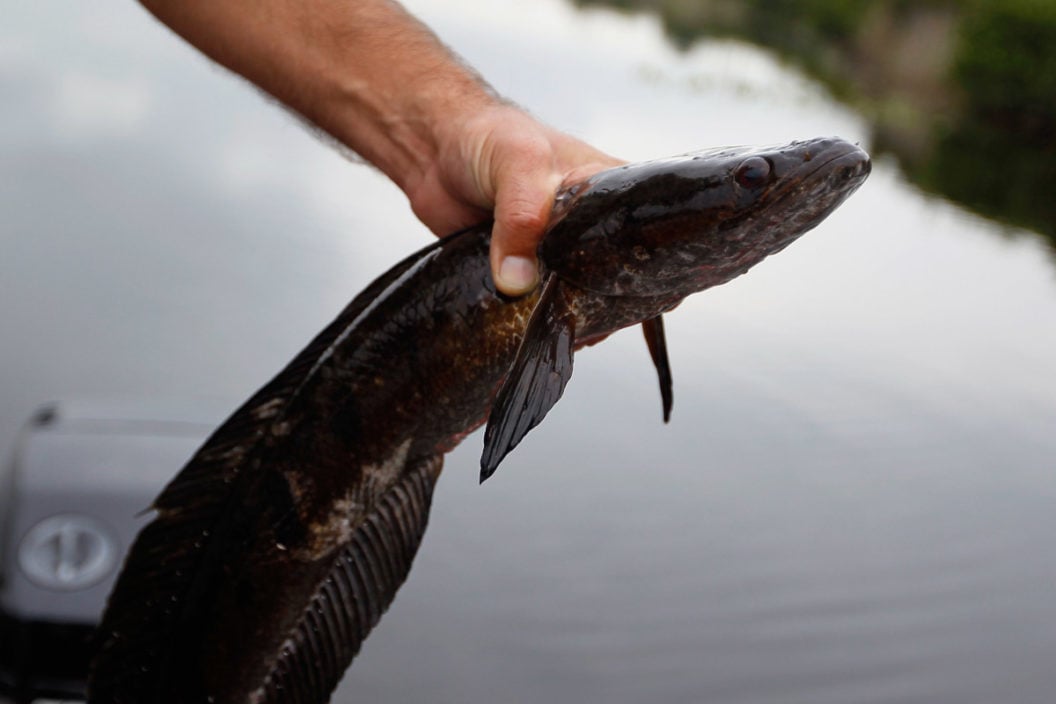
[
  {"xmin": 140, "ymin": 0, "xmax": 496, "ymax": 193},
  {"xmin": 142, "ymin": 0, "xmax": 620, "ymax": 296}
]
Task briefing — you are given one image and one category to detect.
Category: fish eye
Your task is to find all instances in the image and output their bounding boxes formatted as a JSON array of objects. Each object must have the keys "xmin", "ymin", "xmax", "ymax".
[{"xmin": 735, "ymin": 157, "xmax": 771, "ymax": 189}]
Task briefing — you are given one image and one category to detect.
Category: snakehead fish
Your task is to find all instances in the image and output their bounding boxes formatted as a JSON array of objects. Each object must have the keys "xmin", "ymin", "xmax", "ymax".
[{"xmin": 88, "ymin": 137, "xmax": 870, "ymax": 703}]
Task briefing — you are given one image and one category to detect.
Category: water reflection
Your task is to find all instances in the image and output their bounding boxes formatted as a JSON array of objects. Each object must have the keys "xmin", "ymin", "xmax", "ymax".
[
  {"xmin": 575, "ymin": 0, "xmax": 1056, "ymax": 259},
  {"xmin": 2, "ymin": 1, "xmax": 1056, "ymax": 703}
]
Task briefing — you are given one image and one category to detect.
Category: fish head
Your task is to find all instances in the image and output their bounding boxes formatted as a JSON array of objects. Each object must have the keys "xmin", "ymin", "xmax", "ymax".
[{"xmin": 540, "ymin": 137, "xmax": 871, "ymax": 298}]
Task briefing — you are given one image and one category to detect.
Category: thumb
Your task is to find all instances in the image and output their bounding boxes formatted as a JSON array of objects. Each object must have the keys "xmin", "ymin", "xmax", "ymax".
[{"xmin": 489, "ymin": 165, "xmax": 561, "ymax": 296}]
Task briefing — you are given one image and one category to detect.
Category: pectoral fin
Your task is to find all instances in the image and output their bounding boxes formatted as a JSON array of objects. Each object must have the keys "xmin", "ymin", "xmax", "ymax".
[
  {"xmin": 480, "ymin": 273, "xmax": 575, "ymax": 482},
  {"xmin": 642, "ymin": 315, "xmax": 673, "ymax": 423}
]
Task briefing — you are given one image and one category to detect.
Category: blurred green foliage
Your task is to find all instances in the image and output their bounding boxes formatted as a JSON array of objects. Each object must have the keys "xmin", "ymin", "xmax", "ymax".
[
  {"xmin": 572, "ymin": 0, "xmax": 1056, "ymax": 247},
  {"xmin": 692, "ymin": 0, "xmax": 866, "ymax": 46},
  {"xmin": 955, "ymin": 0, "xmax": 1056, "ymax": 140},
  {"xmin": 928, "ymin": 0, "xmax": 1056, "ymax": 241}
]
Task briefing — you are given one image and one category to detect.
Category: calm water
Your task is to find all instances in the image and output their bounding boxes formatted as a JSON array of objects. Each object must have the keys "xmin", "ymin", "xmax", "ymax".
[{"xmin": 3, "ymin": 2, "xmax": 1056, "ymax": 703}]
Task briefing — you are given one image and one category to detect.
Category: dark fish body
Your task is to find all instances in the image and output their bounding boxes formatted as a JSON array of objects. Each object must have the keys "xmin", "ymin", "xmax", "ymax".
[{"xmin": 89, "ymin": 138, "xmax": 870, "ymax": 703}]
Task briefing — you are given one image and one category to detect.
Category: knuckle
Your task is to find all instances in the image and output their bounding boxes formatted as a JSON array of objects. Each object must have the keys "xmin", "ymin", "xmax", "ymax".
[{"xmin": 501, "ymin": 205, "xmax": 548, "ymax": 237}]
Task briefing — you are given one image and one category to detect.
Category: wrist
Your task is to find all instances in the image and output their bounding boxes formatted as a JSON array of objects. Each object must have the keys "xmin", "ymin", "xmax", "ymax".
[
  {"xmin": 312, "ymin": 10, "xmax": 498, "ymax": 198},
  {"xmin": 380, "ymin": 73, "xmax": 499, "ymax": 199}
]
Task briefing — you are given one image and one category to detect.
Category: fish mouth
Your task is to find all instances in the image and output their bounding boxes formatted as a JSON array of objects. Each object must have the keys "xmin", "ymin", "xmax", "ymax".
[
  {"xmin": 718, "ymin": 138, "xmax": 870, "ymax": 256},
  {"xmin": 794, "ymin": 139, "xmax": 872, "ymax": 192},
  {"xmin": 762, "ymin": 138, "xmax": 871, "ymax": 221}
]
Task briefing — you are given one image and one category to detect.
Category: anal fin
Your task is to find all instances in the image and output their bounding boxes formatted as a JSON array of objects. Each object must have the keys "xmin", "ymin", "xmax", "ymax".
[{"xmin": 256, "ymin": 454, "xmax": 444, "ymax": 703}]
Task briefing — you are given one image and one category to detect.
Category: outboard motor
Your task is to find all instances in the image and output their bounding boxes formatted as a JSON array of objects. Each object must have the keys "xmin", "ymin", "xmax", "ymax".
[{"xmin": 0, "ymin": 401, "xmax": 221, "ymax": 703}]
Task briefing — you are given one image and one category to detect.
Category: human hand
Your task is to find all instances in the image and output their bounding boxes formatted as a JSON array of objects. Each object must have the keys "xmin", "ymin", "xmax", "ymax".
[
  {"xmin": 135, "ymin": 1, "xmax": 617, "ymax": 296},
  {"xmin": 406, "ymin": 104, "xmax": 622, "ymax": 296}
]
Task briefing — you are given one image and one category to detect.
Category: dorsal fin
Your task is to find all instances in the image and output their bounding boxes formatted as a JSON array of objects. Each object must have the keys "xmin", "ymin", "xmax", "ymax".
[
  {"xmin": 480, "ymin": 272, "xmax": 575, "ymax": 482},
  {"xmin": 88, "ymin": 238, "xmax": 448, "ymax": 703},
  {"xmin": 156, "ymin": 237, "xmax": 447, "ymax": 513}
]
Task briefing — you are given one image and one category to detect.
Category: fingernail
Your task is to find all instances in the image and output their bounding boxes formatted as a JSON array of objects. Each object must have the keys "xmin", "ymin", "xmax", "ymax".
[{"xmin": 497, "ymin": 256, "xmax": 538, "ymax": 295}]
